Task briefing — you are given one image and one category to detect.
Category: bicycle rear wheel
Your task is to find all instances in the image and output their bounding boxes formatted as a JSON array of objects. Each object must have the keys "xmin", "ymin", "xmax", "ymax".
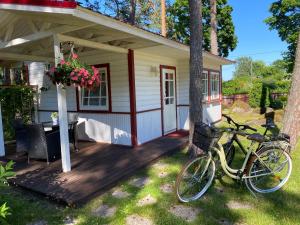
[
  {"xmin": 176, "ymin": 154, "xmax": 215, "ymax": 202},
  {"xmin": 246, "ymin": 146, "xmax": 292, "ymax": 194}
]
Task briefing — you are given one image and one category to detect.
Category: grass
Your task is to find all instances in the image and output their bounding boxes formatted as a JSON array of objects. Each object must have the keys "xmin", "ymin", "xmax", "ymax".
[{"xmin": 1, "ymin": 109, "xmax": 300, "ymax": 225}]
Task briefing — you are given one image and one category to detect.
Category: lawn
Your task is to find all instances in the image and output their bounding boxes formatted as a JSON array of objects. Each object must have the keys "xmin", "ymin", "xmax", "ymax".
[{"xmin": 1, "ymin": 109, "xmax": 300, "ymax": 225}]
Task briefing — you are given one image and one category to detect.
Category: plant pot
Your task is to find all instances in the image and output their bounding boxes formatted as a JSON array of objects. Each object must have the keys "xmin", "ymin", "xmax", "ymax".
[{"xmin": 52, "ymin": 118, "xmax": 58, "ymax": 125}]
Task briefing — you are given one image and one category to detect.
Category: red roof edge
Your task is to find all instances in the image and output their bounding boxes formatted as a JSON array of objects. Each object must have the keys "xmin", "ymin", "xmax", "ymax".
[{"xmin": 0, "ymin": 0, "xmax": 77, "ymax": 8}]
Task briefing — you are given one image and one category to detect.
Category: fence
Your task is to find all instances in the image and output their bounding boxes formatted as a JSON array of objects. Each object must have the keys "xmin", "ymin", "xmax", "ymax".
[{"xmin": 223, "ymin": 93, "xmax": 287, "ymax": 107}]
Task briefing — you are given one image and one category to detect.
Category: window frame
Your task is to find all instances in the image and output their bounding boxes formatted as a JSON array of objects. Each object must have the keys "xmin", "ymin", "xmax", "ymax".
[
  {"xmin": 202, "ymin": 70, "xmax": 209, "ymax": 102},
  {"xmin": 77, "ymin": 63, "xmax": 112, "ymax": 112},
  {"xmin": 210, "ymin": 71, "xmax": 220, "ymax": 101}
]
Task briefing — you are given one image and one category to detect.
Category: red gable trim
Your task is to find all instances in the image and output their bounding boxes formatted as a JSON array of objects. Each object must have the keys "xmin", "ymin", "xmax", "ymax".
[{"xmin": 0, "ymin": 0, "xmax": 77, "ymax": 8}]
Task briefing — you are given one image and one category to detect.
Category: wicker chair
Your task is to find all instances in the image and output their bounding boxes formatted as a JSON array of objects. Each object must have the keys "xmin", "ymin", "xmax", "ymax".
[
  {"xmin": 13, "ymin": 119, "xmax": 28, "ymax": 153},
  {"xmin": 68, "ymin": 113, "xmax": 79, "ymax": 151},
  {"xmin": 69, "ymin": 121, "xmax": 79, "ymax": 151},
  {"xmin": 25, "ymin": 124, "xmax": 61, "ymax": 164}
]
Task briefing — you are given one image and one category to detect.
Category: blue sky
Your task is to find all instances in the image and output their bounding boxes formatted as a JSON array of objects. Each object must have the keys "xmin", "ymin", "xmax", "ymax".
[{"xmin": 222, "ymin": 0, "xmax": 288, "ymax": 80}]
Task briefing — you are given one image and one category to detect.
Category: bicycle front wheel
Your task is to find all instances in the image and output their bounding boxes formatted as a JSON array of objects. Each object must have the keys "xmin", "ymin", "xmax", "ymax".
[
  {"xmin": 176, "ymin": 154, "xmax": 215, "ymax": 202},
  {"xmin": 246, "ymin": 146, "xmax": 292, "ymax": 194}
]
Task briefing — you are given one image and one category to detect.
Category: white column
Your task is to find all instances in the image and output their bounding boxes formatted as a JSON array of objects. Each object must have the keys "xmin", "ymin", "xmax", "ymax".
[
  {"xmin": 53, "ymin": 34, "xmax": 71, "ymax": 172},
  {"xmin": 0, "ymin": 103, "xmax": 5, "ymax": 157}
]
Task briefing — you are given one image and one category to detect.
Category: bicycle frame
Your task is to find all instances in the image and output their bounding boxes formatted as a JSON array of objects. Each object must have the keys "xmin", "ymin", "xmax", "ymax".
[
  {"xmin": 225, "ymin": 132, "xmax": 248, "ymax": 154},
  {"xmin": 208, "ymin": 142, "xmax": 273, "ymax": 181}
]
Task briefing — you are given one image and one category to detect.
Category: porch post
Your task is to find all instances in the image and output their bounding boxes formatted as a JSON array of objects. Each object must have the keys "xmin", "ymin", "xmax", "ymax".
[
  {"xmin": 53, "ymin": 34, "xmax": 71, "ymax": 172},
  {"xmin": 0, "ymin": 103, "xmax": 5, "ymax": 157}
]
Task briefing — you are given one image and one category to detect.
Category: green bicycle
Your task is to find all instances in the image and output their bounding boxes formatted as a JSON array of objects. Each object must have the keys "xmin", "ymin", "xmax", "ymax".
[{"xmin": 176, "ymin": 123, "xmax": 292, "ymax": 203}]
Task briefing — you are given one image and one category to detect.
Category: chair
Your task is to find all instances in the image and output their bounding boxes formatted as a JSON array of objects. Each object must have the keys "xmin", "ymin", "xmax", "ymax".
[
  {"xmin": 13, "ymin": 119, "xmax": 28, "ymax": 153},
  {"xmin": 69, "ymin": 121, "xmax": 79, "ymax": 151},
  {"xmin": 68, "ymin": 114, "xmax": 79, "ymax": 151},
  {"xmin": 25, "ymin": 124, "xmax": 61, "ymax": 164}
]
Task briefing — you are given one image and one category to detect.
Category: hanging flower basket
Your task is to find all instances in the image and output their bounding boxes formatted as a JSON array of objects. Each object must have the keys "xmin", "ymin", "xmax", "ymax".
[{"xmin": 46, "ymin": 53, "xmax": 100, "ymax": 89}]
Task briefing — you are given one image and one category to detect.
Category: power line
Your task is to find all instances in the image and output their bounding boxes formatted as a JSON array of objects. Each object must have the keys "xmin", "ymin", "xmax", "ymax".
[{"xmin": 229, "ymin": 50, "xmax": 284, "ymax": 58}]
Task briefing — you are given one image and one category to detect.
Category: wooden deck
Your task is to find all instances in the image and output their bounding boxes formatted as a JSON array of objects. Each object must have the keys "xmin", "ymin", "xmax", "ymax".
[{"xmin": 0, "ymin": 132, "xmax": 188, "ymax": 206}]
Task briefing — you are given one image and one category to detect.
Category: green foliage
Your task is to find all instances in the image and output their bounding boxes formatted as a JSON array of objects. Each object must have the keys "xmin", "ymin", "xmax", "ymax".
[
  {"xmin": 222, "ymin": 76, "xmax": 253, "ymax": 95},
  {"xmin": 0, "ymin": 86, "xmax": 35, "ymax": 140},
  {"xmin": 79, "ymin": 0, "xmax": 163, "ymax": 32},
  {"xmin": 167, "ymin": 0, "xmax": 238, "ymax": 57},
  {"xmin": 0, "ymin": 161, "xmax": 15, "ymax": 223},
  {"xmin": 247, "ymin": 80, "xmax": 289, "ymax": 109},
  {"xmin": 248, "ymin": 81, "xmax": 270, "ymax": 108},
  {"xmin": 0, "ymin": 161, "xmax": 15, "ymax": 184},
  {"xmin": 265, "ymin": 0, "xmax": 300, "ymax": 72},
  {"xmin": 0, "ymin": 203, "xmax": 10, "ymax": 219},
  {"xmin": 224, "ymin": 58, "xmax": 291, "ymax": 109}
]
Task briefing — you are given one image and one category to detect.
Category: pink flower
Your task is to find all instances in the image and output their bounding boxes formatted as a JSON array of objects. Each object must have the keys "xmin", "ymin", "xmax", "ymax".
[
  {"xmin": 71, "ymin": 76, "xmax": 78, "ymax": 81},
  {"xmin": 72, "ymin": 53, "xmax": 78, "ymax": 59},
  {"xmin": 50, "ymin": 67, "xmax": 56, "ymax": 73},
  {"xmin": 88, "ymin": 80, "xmax": 93, "ymax": 85},
  {"xmin": 60, "ymin": 60, "xmax": 66, "ymax": 65},
  {"xmin": 66, "ymin": 62, "xmax": 71, "ymax": 66}
]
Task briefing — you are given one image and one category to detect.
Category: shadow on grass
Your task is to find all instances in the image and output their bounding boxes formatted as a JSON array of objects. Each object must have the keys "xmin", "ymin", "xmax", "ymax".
[{"xmin": 74, "ymin": 149, "xmax": 246, "ymax": 225}]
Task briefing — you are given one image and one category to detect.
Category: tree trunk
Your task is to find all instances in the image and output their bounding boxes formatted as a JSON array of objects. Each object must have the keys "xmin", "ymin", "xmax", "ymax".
[
  {"xmin": 129, "ymin": 0, "xmax": 136, "ymax": 25},
  {"xmin": 161, "ymin": 0, "xmax": 167, "ymax": 37},
  {"xmin": 189, "ymin": 0, "xmax": 203, "ymax": 156},
  {"xmin": 210, "ymin": 0, "xmax": 218, "ymax": 55},
  {"xmin": 282, "ymin": 33, "xmax": 300, "ymax": 149}
]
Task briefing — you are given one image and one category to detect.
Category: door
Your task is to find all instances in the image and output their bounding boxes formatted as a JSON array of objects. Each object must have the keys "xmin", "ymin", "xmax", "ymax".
[{"xmin": 161, "ymin": 67, "xmax": 177, "ymax": 134}]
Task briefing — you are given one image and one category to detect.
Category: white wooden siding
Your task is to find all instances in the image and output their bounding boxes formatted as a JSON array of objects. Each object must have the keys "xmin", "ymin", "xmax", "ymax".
[
  {"xmin": 38, "ymin": 111, "xmax": 131, "ymax": 145},
  {"xmin": 177, "ymin": 59, "xmax": 222, "ymax": 126},
  {"xmin": 134, "ymin": 51, "xmax": 178, "ymax": 112},
  {"xmin": 82, "ymin": 52, "xmax": 130, "ymax": 112},
  {"xmin": 203, "ymin": 103, "xmax": 222, "ymax": 124},
  {"xmin": 177, "ymin": 106, "xmax": 189, "ymax": 130},
  {"xmin": 134, "ymin": 51, "xmax": 178, "ymax": 144},
  {"xmin": 137, "ymin": 110, "xmax": 162, "ymax": 144},
  {"xmin": 28, "ymin": 51, "xmax": 131, "ymax": 145}
]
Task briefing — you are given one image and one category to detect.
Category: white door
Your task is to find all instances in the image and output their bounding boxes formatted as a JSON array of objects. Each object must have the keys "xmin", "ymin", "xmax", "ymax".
[{"xmin": 162, "ymin": 68, "xmax": 177, "ymax": 134}]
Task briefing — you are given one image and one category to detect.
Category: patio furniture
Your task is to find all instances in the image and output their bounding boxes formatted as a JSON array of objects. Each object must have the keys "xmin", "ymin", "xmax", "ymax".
[
  {"xmin": 42, "ymin": 118, "xmax": 79, "ymax": 151},
  {"xmin": 69, "ymin": 120, "xmax": 79, "ymax": 151},
  {"xmin": 25, "ymin": 124, "xmax": 61, "ymax": 164},
  {"xmin": 13, "ymin": 119, "xmax": 28, "ymax": 153}
]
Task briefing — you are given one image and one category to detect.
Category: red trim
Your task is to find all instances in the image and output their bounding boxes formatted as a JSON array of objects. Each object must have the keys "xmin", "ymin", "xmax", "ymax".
[
  {"xmin": 219, "ymin": 65, "xmax": 223, "ymax": 103},
  {"xmin": 160, "ymin": 65, "xmax": 177, "ymax": 136},
  {"xmin": 128, "ymin": 49, "xmax": 138, "ymax": 147},
  {"xmin": 38, "ymin": 109, "xmax": 130, "ymax": 114},
  {"xmin": 76, "ymin": 64, "xmax": 112, "ymax": 113},
  {"xmin": 177, "ymin": 104, "xmax": 189, "ymax": 107},
  {"xmin": 0, "ymin": 0, "xmax": 77, "ymax": 8},
  {"xmin": 208, "ymin": 70, "xmax": 211, "ymax": 103},
  {"xmin": 137, "ymin": 108, "xmax": 161, "ymax": 114},
  {"xmin": 159, "ymin": 66, "xmax": 164, "ymax": 135}
]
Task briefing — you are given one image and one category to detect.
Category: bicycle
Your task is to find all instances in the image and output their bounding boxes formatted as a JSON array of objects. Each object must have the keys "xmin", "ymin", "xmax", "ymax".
[
  {"xmin": 175, "ymin": 122, "xmax": 292, "ymax": 203},
  {"xmin": 222, "ymin": 114, "xmax": 291, "ymax": 166}
]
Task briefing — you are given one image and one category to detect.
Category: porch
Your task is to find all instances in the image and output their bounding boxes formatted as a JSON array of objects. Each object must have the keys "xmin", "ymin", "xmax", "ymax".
[{"xmin": 0, "ymin": 131, "xmax": 188, "ymax": 206}]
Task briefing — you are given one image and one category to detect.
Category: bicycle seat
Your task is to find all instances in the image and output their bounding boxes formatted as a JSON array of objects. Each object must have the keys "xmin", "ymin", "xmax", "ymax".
[
  {"xmin": 247, "ymin": 133, "xmax": 266, "ymax": 143},
  {"xmin": 261, "ymin": 123, "xmax": 276, "ymax": 129}
]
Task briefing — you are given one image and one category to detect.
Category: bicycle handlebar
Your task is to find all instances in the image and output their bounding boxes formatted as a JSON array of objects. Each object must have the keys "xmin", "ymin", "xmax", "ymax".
[{"xmin": 222, "ymin": 114, "xmax": 257, "ymax": 132}]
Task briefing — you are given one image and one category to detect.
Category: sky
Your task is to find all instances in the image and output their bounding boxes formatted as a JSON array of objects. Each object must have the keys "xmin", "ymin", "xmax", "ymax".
[{"xmin": 222, "ymin": 0, "xmax": 288, "ymax": 81}]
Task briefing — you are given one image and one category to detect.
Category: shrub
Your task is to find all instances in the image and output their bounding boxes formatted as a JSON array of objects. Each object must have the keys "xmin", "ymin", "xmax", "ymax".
[
  {"xmin": 0, "ymin": 161, "xmax": 15, "ymax": 224},
  {"xmin": 248, "ymin": 81, "xmax": 271, "ymax": 108},
  {"xmin": 0, "ymin": 86, "xmax": 35, "ymax": 140}
]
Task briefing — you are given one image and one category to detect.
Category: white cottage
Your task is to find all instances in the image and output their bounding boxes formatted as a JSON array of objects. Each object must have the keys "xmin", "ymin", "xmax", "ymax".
[{"xmin": 0, "ymin": 0, "xmax": 233, "ymax": 171}]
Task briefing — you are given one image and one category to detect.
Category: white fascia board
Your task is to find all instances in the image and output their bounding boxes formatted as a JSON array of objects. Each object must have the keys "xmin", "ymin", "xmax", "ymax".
[{"xmin": 0, "ymin": 3, "xmax": 75, "ymax": 14}]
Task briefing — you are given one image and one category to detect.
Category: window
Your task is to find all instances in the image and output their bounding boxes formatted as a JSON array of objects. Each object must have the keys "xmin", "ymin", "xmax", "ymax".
[
  {"xmin": 210, "ymin": 72, "xmax": 220, "ymax": 100},
  {"xmin": 79, "ymin": 65, "xmax": 110, "ymax": 111},
  {"xmin": 202, "ymin": 70, "xmax": 209, "ymax": 101},
  {"xmin": 0, "ymin": 65, "xmax": 28, "ymax": 86},
  {"xmin": 164, "ymin": 72, "xmax": 175, "ymax": 105}
]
